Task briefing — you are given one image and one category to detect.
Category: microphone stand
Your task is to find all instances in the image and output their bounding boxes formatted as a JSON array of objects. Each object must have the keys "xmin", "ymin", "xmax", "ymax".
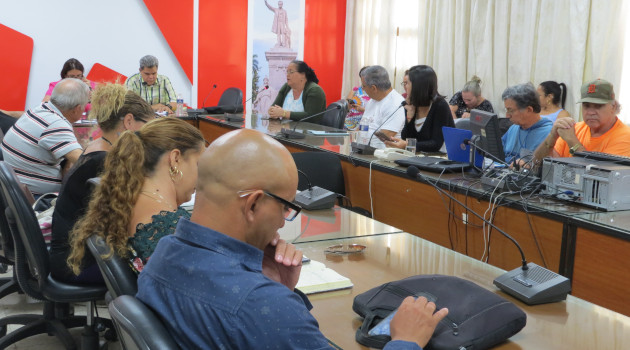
[
  {"xmin": 279, "ymin": 105, "xmax": 341, "ymax": 139},
  {"xmin": 224, "ymin": 86, "xmax": 271, "ymax": 123}
]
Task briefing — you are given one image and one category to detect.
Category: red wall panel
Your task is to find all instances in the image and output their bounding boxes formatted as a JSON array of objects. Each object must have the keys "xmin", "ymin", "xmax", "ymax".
[
  {"xmin": 86, "ymin": 63, "xmax": 127, "ymax": 84},
  {"xmin": 0, "ymin": 24, "xmax": 33, "ymax": 110},
  {"xmin": 197, "ymin": 0, "xmax": 249, "ymax": 108},
  {"xmin": 144, "ymin": 0, "xmax": 194, "ymax": 83},
  {"xmin": 304, "ymin": 0, "xmax": 346, "ymax": 106}
]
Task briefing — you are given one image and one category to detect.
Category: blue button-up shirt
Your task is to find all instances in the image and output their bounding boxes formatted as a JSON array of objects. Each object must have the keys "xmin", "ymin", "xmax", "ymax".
[{"xmin": 137, "ymin": 218, "xmax": 420, "ymax": 350}]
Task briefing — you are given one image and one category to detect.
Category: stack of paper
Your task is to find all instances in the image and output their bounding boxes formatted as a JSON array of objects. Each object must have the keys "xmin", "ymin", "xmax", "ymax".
[{"xmin": 296, "ymin": 260, "xmax": 353, "ymax": 294}]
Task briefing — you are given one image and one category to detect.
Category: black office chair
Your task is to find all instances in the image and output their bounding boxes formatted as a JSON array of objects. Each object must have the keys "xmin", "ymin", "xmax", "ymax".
[
  {"xmin": 87, "ymin": 235, "xmax": 138, "ymax": 299},
  {"xmin": 0, "ymin": 177, "xmax": 21, "ymax": 301},
  {"xmin": 109, "ymin": 295, "xmax": 180, "ymax": 350},
  {"xmin": 320, "ymin": 99, "xmax": 348, "ymax": 129},
  {"xmin": 454, "ymin": 118, "xmax": 471, "ymax": 130},
  {"xmin": 0, "ymin": 161, "xmax": 111, "ymax": 349},
  {"xmin": 204, "ymin": 87, "xmax": 243, "ymax": 114}
]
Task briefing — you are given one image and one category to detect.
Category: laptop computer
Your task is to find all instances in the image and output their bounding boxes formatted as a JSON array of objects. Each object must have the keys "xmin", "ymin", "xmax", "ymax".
[
  {"xmin": 442, "ymin": 127, "xmax": 484, "ymax": 167},
  {"xmin": 394, "ymin": 127, "xmax": 478, "ymax": 173}
]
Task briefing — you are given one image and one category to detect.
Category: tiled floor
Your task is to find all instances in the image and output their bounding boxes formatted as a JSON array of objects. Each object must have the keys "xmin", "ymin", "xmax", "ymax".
[{"xmin": 0, "ymin": 267, "xmax": 122, "ymax": 349}]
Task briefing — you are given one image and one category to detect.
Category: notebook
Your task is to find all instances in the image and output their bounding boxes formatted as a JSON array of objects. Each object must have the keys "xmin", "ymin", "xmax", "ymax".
[{"xmin": 296, "ymin": 260, "xmax": 353, "ymax": 294}]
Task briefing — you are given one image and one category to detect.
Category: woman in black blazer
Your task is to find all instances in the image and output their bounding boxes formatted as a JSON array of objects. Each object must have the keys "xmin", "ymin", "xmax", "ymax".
[{"xmin": 385, "ymin": 65, "xmax": 454, "ymax": 152}]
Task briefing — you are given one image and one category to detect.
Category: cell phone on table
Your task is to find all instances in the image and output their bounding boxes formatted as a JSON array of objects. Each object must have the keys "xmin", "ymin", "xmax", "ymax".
[
  {"xmin": 373, "ymin": 130, "xmax": 393, "ymax": 142},
  {"xmin": 368, "ymin": 308, "xmax": 398, "ymax": 336}
]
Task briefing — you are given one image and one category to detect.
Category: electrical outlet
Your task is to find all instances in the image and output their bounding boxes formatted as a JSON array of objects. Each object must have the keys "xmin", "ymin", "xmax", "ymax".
[{"xmin": 462, "ymin": 213, "xmax": 468, "ymax": 225}]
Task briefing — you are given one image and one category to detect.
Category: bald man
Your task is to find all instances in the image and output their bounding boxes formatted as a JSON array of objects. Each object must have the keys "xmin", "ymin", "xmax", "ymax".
[{"xmin": 137, "ymin": 129, "xmax": 448, "ymax": 350}]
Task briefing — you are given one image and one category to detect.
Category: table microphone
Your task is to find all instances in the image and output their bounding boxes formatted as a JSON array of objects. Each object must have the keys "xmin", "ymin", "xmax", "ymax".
[
  {"xmin": 227, "ymin": 85, "xmax": 270, "ymax": 118},
  {"xmin": 295, "ymin": 170, "xmax": 336, "ymax": 210},
  {"xmin": 201, "ymin": 84, "xmax": 218, "ymax": 108},
  {"xmin": 351, "ymin": 101, "xmax": 406, "ymax": 156},
  {"xmin": 279, "ymin": 105, "xmax": 341, "ymax": 139},
  {"xmin": 405, "ymin": 165, "xmax": 570, "ymax": 305}
]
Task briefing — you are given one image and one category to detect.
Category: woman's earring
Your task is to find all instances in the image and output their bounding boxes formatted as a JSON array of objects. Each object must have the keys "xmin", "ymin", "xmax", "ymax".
[{"xmin": 169, "ymin": 166, "xmax": 183, "ymax": 182}]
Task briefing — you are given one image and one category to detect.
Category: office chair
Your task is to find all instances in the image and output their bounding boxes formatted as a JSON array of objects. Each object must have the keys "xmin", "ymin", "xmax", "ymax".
[
  {"xmin": 109, "ymin": 295, "xmax": 180, "ymax": 350},
  {"xmin": 0, "ymin": 161, "xmax": 111, "ymax": 349},
  {"xmin": 454, "ymin": 118, "xmax": 472, "ymax": 130},
  {"xmin": 87, "ymin": 235, "xmax": 138, "ymax": 299},
  {"xmin": 205, "ymin": 87, "xmax": 243, "ymax": 114},
  {"xmin": 320, "ymin": 99, "xmax": 348, "ymax": 129},
  {"xmin": 0, "ymin": 175, "xmax": 21, "ymax": 300}
]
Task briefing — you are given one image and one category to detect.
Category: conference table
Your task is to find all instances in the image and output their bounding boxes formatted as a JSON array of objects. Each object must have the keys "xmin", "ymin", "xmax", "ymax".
[
  {"xmin": 279, "ymin": 206, "xmax": 630, "ymax": 350},
  {"xmin": 181, "ymin": 112, "xmax": 630, "ymax": 318}
]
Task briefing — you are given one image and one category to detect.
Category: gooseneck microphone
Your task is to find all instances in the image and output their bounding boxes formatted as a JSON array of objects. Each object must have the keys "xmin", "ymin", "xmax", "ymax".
[
  {"xmin": 279, "ymin": 105, "xmax": 341, "ymax": 139},
  {"xmin": 294, "ymin": 170, "xmax": 337, "ymax": 210},
  {"xmin": 201, "ymin": 84, "xmax": 218, "ymax": 108},
  {"xmin": 351, "ymin": 100, "xmax": 407, "ymax": 155},
  {"xmin": 232, "ymin": 85, "xmax": 270, "ymax": 116},
  {"xmin": 405, "ymin": 165, "xmax": 571, "ymax": 305}
]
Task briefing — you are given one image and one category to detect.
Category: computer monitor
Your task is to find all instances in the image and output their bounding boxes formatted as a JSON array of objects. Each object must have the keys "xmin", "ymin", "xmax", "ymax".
[{"xmin": 469, "ymin": 109, "xmax": 506, "ymax": 164}]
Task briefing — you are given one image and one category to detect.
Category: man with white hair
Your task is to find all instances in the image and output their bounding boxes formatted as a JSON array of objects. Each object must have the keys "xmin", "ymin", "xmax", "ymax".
[
  {"xmin": 1, "ymin": 78, "xmax": 87, "ymax": 196},
  {"xmin": 125, "ymin": 55, "xmax": 177, "ymax": 114},
  {"xmin": 533, "ymin": 79, "xmax": 630, "ymax": 165}
]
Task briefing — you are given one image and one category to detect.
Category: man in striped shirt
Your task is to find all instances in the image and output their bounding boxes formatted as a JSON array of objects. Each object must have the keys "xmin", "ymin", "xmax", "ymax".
[
  {"xmin": 125, "ymin": 55, "xmax": 177, "ymax": 114},
  {"xmin": 1, "ymin": 79, "xmax": 87, "ymax": 196}
]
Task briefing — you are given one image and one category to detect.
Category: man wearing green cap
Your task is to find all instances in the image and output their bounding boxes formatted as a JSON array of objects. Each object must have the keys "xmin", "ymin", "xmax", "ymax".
[{"xmin": 533, "ymin": 79, "xmax": 630, "ymax": 165}]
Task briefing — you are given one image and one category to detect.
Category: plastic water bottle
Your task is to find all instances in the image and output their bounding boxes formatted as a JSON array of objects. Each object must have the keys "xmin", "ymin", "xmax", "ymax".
[
  {"xmin": 175, "ymin": 94, "xmax": 185, "ymax": 117},
  {"xmin": 358, "ymin": 118, "xmax": 370, "ymax": 145}
]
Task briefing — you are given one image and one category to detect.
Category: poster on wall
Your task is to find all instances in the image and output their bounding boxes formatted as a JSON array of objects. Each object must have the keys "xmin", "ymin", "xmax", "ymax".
[{"xmin": 247, "ymin": 0, "xmax": 305, "ymax": 116}]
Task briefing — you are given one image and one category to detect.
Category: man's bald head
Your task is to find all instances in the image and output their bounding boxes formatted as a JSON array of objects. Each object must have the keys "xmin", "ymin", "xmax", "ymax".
[{"xmin": 197, "ymin": 129, "xmax": 297, "ymax": 203}]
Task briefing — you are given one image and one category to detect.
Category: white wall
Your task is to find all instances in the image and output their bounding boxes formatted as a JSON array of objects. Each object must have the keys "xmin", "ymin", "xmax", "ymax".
[{"xmin": 0, "ymin": 0, "xmax": 192, "ymax": 110}]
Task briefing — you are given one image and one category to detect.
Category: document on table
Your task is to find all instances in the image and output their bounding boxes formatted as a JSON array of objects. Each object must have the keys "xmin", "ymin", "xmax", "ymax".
[{"xmin": 296, "ymin": 260, "xmax": 353, "ymax": 294}]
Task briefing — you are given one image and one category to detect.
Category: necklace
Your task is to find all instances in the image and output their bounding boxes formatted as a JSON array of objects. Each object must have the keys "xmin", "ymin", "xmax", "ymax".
[
  {"xmin": 101, "ymin": 136, "xmax": 112, "ymax": 146},
  {"xmin": 140, "ymin": 190, "xmax": 176, "ymax": 210}
]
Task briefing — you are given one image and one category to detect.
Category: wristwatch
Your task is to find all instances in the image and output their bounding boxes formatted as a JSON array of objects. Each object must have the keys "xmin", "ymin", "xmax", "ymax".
[{"xmin": 569, "ymin": 143, "xmax": 582, "ymax": 155}]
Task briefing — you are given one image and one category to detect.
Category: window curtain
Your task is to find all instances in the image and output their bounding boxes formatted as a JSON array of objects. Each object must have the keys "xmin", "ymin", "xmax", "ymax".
[{"xmin": 342, "ymin": 0, "xmax": 628, "ymax": 121}]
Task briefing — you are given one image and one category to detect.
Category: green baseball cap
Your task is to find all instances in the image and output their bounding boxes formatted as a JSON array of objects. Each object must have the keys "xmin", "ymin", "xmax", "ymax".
[{"xmin": 578, "ymin": 79, "xmax": 615, "ymax": 104}]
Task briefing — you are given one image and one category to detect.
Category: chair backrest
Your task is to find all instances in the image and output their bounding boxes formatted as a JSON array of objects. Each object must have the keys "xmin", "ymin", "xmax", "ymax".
[
  {"xmin": 454, "ymin": 118, "xmax": 472, "ymax": 130},
  {"xmin": 292, "ymin": 152, "xmax": 345, "ymax": 195},
  {"xmin": 217, "ymin": 87, "xmax": 243, "ymax": 112},
  {"xmin": 320, "ymin": 99, "xmax": 348, "ymax": 129},
  {"xmin": 109, "ymin": 295, "xmax": 180, "ymax": 350},
  {"xmin": 87, "ymin": 235, "xmax": 138, "ymax": 299},
  {"xmin": 0, "ymin": 162, "xmax": 49, "ymax": 298}
]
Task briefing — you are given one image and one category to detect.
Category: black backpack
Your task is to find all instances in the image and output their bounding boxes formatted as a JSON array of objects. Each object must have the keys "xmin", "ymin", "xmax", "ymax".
[{"xmin": 352, "ymin": 274, "xmax": 527, "ymax": 350}]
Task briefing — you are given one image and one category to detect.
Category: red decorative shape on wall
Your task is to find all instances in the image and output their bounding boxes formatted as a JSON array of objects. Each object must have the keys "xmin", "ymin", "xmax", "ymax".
[
  {"xmin": 198, "ymin": 0, "xmax": 248, "ymax": 108},
  {"xmin": 0, "ymin": 24, "xmax": 33, "ymax": 110},
  {"xmin": 86, "ymin": 63, "xmax": 127, "ymax": 84},
  {"xmin": 304, "ymin": 0, "xmax": 347, "ymax": 106},
  {"xmin": 143, "ymin": 0, "xmax": 194, "ymax": 83}
]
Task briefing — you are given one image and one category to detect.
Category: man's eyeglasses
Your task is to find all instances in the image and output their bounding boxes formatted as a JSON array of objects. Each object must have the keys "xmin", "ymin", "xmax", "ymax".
[
  {"xmin": 237, "ymin": 189, "xmax": 302, "ymax": 221},
  {"xmin": 504, "ymin": 108, "xmax": 522, "ymax": 115}
]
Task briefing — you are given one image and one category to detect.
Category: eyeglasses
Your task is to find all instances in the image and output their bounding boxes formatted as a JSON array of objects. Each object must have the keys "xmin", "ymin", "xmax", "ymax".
[
  {"xmin": 504, "ymin": 107, "xmax": 523, "ymax": 115},
  {"xmin": 237, "ymin": 189, "xmax": 302, "ymax": 221},
  {"xmin": 400, "ymin": 81, "xmax": 409, "ymax": 87},
  {"xmin": 286, "ymin": 70, "xmax": 297, "ymax": 75}
]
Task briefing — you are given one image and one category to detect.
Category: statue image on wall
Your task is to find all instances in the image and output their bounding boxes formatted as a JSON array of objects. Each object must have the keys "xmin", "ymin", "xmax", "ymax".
[
  {"xmin": 253, "ymin": 77, "xmax": 276, "ymax": 114},
  {"xmin": 265, "ymin": 0, "xmax": 291, "ymax": 48}
]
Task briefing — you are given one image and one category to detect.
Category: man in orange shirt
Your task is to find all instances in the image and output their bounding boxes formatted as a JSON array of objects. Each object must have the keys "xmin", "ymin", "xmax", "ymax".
[{"xmin": 533, "ymin": 79, "xmax": 630, "ymax": 166}]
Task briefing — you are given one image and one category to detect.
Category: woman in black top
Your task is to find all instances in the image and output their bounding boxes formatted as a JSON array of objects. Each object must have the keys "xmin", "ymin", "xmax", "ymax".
[
  {"xmin": 49, "ymin": 84, "xmax": 154, "ymax": 284},
  {"xmin": 385, "ymin": 65, "xmax": 454, "ymax": 152}
]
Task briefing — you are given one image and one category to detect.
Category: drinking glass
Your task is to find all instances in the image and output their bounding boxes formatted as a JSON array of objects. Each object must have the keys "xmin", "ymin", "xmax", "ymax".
[{"xmin": 406, "ymin": 138, "xmax": 417, "ymax": 153}]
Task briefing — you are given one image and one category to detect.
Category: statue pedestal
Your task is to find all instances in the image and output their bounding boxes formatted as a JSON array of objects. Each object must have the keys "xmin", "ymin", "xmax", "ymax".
[{"xmin": 265, "ymin": 48, "xmax": 297, "ymax": 91}]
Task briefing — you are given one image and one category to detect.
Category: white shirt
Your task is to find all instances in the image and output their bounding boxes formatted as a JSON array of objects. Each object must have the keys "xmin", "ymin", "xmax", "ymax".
[{"xmin": 360, "ymin": 89, "xmax": 405, "ymax": 149}]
